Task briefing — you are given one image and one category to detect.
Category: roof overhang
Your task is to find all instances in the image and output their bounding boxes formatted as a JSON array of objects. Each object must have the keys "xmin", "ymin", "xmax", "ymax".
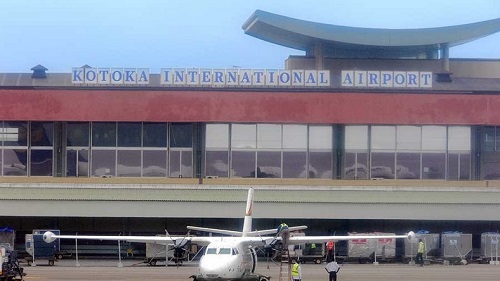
[{"xmin": 243, "ymin": 10, "xmax": 500, "ymax": 58}]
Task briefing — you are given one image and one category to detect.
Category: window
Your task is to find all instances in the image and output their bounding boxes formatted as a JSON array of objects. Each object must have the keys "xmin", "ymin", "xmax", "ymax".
[
  {"xmin": 92, "ymin": 122, "xmax": 116, "ymax": 147},
  {"xmin": 118, "ymin": 122, "xmax": 141, "ymax": 147}
]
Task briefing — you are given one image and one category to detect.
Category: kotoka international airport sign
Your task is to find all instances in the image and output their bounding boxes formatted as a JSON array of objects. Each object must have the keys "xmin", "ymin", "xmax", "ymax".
[
  {"xmin": 71, "ymin": 67, "xmax": 331, "ymax": 87},
  {"xmin": 341, "ymin": 70, "xmax": 432, "ymax": 88}
]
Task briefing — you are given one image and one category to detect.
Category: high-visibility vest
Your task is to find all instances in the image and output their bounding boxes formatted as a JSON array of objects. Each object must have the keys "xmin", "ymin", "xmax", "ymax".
[
  {"xmin": 418, "ymin": 241, "xmax": 425, "ymax": 254},
  {"xmin": 311, "ymin": 243, "xmax": 316, "ymax": 249},
  {"xmin": 291, "ymin": 263, "xmax": 300, "ymax": 277},
  {"xmin": 327, "ymin": 241, "xmax": 334, "ymax": 250}
]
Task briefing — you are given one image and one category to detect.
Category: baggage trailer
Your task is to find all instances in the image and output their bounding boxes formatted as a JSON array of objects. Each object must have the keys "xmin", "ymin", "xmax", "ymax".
[
  {"xmin": 441, "ymin": 232, "xmax": 472, "ymax": 265},
  {"xmin": 25, "ymin": 230, "xmax": 61, "ymax": 266},
  {"xmin": 480, "ymin": 232, "xmax": 500, "ymax": 264},
  {"xmin": 348, "ymin": 232, "xmax": 397, "ymax": 263},
  {"xmin": 404, "ymin": 232, "xmax": 440, "ymax": 264}
]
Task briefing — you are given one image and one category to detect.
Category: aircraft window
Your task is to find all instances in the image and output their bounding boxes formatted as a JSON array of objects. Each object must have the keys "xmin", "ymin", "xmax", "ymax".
[
  {"xmin": 206, "ymin": 248, "xmax": 217, "ymax": 255},
  {"xmin": 218, "ymin": 248, "xmax": 231, "ymax": 255}
]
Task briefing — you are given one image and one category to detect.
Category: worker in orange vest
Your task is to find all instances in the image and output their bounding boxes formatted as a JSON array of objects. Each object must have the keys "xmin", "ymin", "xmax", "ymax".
[{"xmin": 326, "ymin": 241, "xmax": 335, "ymax": 261}]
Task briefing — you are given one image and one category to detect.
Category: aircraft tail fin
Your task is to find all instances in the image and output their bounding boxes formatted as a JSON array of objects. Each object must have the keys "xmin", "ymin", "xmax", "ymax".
[{"xmin": 241, "ymin": 188, "xmax": 254, "ymax": 237}]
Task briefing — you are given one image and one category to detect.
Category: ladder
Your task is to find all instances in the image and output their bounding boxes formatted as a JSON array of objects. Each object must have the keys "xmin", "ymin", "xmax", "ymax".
[{"xmin": 278, "ymin": 248, "xmax": 292, "ymax": 281}]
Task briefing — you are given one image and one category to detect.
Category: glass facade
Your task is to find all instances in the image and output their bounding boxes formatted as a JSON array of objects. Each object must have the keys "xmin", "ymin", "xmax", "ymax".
[
  {"xmin": 0, "ymin": 120, "xmax": 493, "ymax": 181},
  {"xmin": 344, "ymin": 125, "xmax": 471, "ymax": 180}
]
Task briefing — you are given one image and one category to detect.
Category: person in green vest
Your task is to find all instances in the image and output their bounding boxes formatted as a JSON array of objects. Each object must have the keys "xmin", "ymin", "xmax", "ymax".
[
  {"xmin": 291, "ymin": 259, "xmax": 302, "ymax": 281},
  {"xmin": 309, "ymin": 242, "xmax": 317, "ymax": 255},
  {"xmin": 416, "ymin": 239, "xmax": 425, "ymax": 267}
]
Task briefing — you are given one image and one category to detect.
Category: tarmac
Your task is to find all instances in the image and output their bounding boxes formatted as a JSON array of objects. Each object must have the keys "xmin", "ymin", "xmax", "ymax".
[{"xmin": 19, "ymin": 258, "xmax": 500, "ymax": 281}]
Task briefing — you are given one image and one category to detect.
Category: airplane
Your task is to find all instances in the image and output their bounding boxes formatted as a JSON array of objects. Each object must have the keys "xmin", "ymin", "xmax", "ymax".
[{"xmin": 43, "ymin": 188, "xmax": 416, "ymax": 281}]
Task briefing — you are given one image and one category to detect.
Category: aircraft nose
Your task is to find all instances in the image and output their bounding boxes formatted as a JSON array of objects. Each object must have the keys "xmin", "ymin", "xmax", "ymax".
[{"xmin": 200, "ymin": 256, "xmax": 229, "ymax": 276}]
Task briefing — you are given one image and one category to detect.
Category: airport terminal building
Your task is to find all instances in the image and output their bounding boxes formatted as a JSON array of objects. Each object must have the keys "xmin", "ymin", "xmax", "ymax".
[{"xmin": 1, "ymin": 11, "xmax": 500, "ymax": 242}]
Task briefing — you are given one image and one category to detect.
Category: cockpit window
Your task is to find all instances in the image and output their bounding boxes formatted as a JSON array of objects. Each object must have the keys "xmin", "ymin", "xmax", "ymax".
[
  {"xmin": 218, "ymin": 248, "xmax": 231, "ymax": 255},
  {"xmin": 206, "ymin": 248, "xmax": 217, "ymax": 255},
  {"xmin": 232, "ymin": 248, "xmax": 239, "ymax": 255}
]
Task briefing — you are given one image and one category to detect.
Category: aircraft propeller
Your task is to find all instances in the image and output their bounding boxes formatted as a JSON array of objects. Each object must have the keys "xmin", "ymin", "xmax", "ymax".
[{"xmin": 165, "ymin": 229, "xmax": 191, "ymax": 267}]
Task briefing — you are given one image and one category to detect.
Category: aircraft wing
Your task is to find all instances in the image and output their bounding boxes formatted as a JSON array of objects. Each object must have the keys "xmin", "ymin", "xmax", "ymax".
[
  {"xmin": 43, "ymin": 231, "xmax": 221, "ymax": 246},
  {"xmin": 287, "ymin": 231, "xmax": 416, "ymax": 244}
]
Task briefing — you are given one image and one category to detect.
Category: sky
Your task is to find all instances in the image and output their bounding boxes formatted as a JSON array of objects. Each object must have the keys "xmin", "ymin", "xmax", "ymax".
[{"xmin": 0, "ymin": 0, "xmax": 499, "ymax": 73}]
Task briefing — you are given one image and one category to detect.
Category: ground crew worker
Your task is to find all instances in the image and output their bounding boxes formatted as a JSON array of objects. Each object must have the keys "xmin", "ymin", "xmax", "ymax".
[
  {"xmin": 325, "ymin": 260, "xmax": 340, "ymax": 281},
  {"xmin": 416, "ymin": 239, "xmax": 425, "ymax": 267},
  {"xmin": 276, "ymin": 223, "xmax": 290, "ymax": 246},
  {"xmin": 291, "ymin": 259, "xmax": 301, "ymax": 281},
  {"xmin": 326, "ymin": 241, "xmax": 334, "ymax": 261},
  {"xmin": 309, "ymin": 242, "xmax": 317, "ymax": 255}
]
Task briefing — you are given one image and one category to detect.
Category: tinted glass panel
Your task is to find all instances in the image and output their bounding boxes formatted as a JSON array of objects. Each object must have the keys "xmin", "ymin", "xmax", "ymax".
[
  {"xmin": 170, "ymin": 124, "xmax": 192, "ymax": 148},
  {"xmin": 309, "ymin": 126, "xmax": 332, "ymax": 149},
  {"xmin": 143, "ymin": 123, "xmax": 167, "ymax": 147},
  {"xmin": 142, "ymin": 150, "xmax": 167, "ymax": 177},
  {"xmin": 396, "ymin": 152, "xmax": 420, "ymax": 179},
  {"xmin": 483, "ymin": 126, "xmax": 495, "ymax": 151},
  {"xmin": 232, "ymin": 124, "xmax": 256, "ymax": 149},
  {"xmin": 422, "ymin": 126, "xmax": 446, "ymax": 151},
  {"xmin": 231, "ymin": 151, "xmax": 255, "ymax": 178},
  {"xmin": 345, "ymin": 126, "xmax": 368, "ymax": 150},
  {"xmin": 371, "ymin": 152, "xmax": 395, "ymax": 179},
  {"xmin": 117, "ymin": 150, "xmax": 141, "ymax": 177},
  {"xmin": 309, "ymin": 151, "xmax": 333, "ymax": 179},
  {"xmin": 31, "ymin": 122, "xmax": 54, "ymax": 146},
  {"xmin": 205, "ymin": 151, "xmax": 229, "ymax": 178},
  {"xmin": 30, "ymin": 149, "xmax": 53, "ymax": 176},
  {"xmin": 205, "ymin": 124, "xmax": 229, "ymax": 149},
  {"xmin": 283, "ymin": 125, "xmax": 307, "ymax": 149},
  {"xmin": 257, "ymin": 124, "xmax": 281, "ymax": 149},
  {"xmin": 448, "ymin": 154, "xmax": 459, "ymax": 180},
  {"xmin": 66, "ymin": 150, "xmax": 77, "ymax": 177},
  {"xmin": 66, "ymin": 149, "xmax": 89, "ymax": 177},
  {"xmin": 371, "ymin": 126, "xmax": 396, "ymax": 150},
  {"xmin": 67, "ymin": 122, "xmax": 89, "ymax": 147},
  {"xmin": 118, "ymin": 123, "xmax": 141, "ymax": 147},
  {"xmin": 459, "ymin": 153, "xmax": 471, "ymax": 180},
  {"xmin": 422, "ymin": 153, "xmax": 446, "ymax": 179},
  {"xmin": 169, "ymin": 150, "xmax": 180, "ymax": 177},
  {"xmin": 3, "ymin": 122, "xmax": 28, "ymax": 146},
  {"xmin": 256, "ymin": 151, "xmax": 281, "ymax": 178},
  {"xmin": 344, "ymin": 152, "xmax": 356, "ymax": 179},
  {"xmin": 91, "ymin": 150, "xmax": 116, "ymax": 176},
  {"xmin": 181, "ymin": 151, "xmax": 193, "ymax": 178},
  {"xmin": 448, "ymin": 126, "xmax": 471, "ymax": 151},
  {"xmin": 397, "ymin": 126, "xmax": 421, "ymax": 150},
  {"xmin": 483, "ymin": 161, "xmax": 500, "ymax": 180},
  {"xmin": 283, "ymin": 151, "xmax": 306, "ymax": 178},
  {"xmin": 92, "ymin": 123, "xmax": 116, "ymax": 147},
  {"xmin": 3, "ymin": 148, "xmax": 27, "ymax": 176}
]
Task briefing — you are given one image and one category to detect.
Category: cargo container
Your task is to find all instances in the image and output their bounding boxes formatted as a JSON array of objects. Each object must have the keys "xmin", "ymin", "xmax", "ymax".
[
  {"xmin": 480, "ymin": 232, "xmax": 500, "ymax": 263},
  {"xmin": 441, "ymin": 232, "xmax": 472, "ymax": 264},
  {"xmin": 25, "ymin": 229, "xmax": 61, "ymax": 266},
  {"xmin": 347, "ymin": 232, "xmax": 396, "ymax": 263}
]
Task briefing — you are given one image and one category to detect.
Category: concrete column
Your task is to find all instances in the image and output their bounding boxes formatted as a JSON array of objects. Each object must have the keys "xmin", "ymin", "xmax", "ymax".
[
  {"xmin": 314, "ymin": 43, "xmax": 324, "ymax": 70},
  {"xmin": 441, "ymin": 43, "xmax": 450, "ymax": 72}
]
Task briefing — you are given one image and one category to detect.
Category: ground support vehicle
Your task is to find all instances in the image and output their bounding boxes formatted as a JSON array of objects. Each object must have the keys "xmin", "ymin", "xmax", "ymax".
[
  {"xmin": 25, "ymin": 230, "xmax": 61, "ymax": 266},
  {"xmin": 0, "ymin": 244, "xmax": 25, "ymax": 281}
]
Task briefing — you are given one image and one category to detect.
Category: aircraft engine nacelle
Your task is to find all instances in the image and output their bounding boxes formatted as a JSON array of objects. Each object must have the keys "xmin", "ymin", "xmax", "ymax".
[
  {"xmin": 407, "ymin": 231, "xmax": 417, "ymax": 242},
  {"xmin": 43, "ymin": 231, "xmax": 57, "ymax": 243}
]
